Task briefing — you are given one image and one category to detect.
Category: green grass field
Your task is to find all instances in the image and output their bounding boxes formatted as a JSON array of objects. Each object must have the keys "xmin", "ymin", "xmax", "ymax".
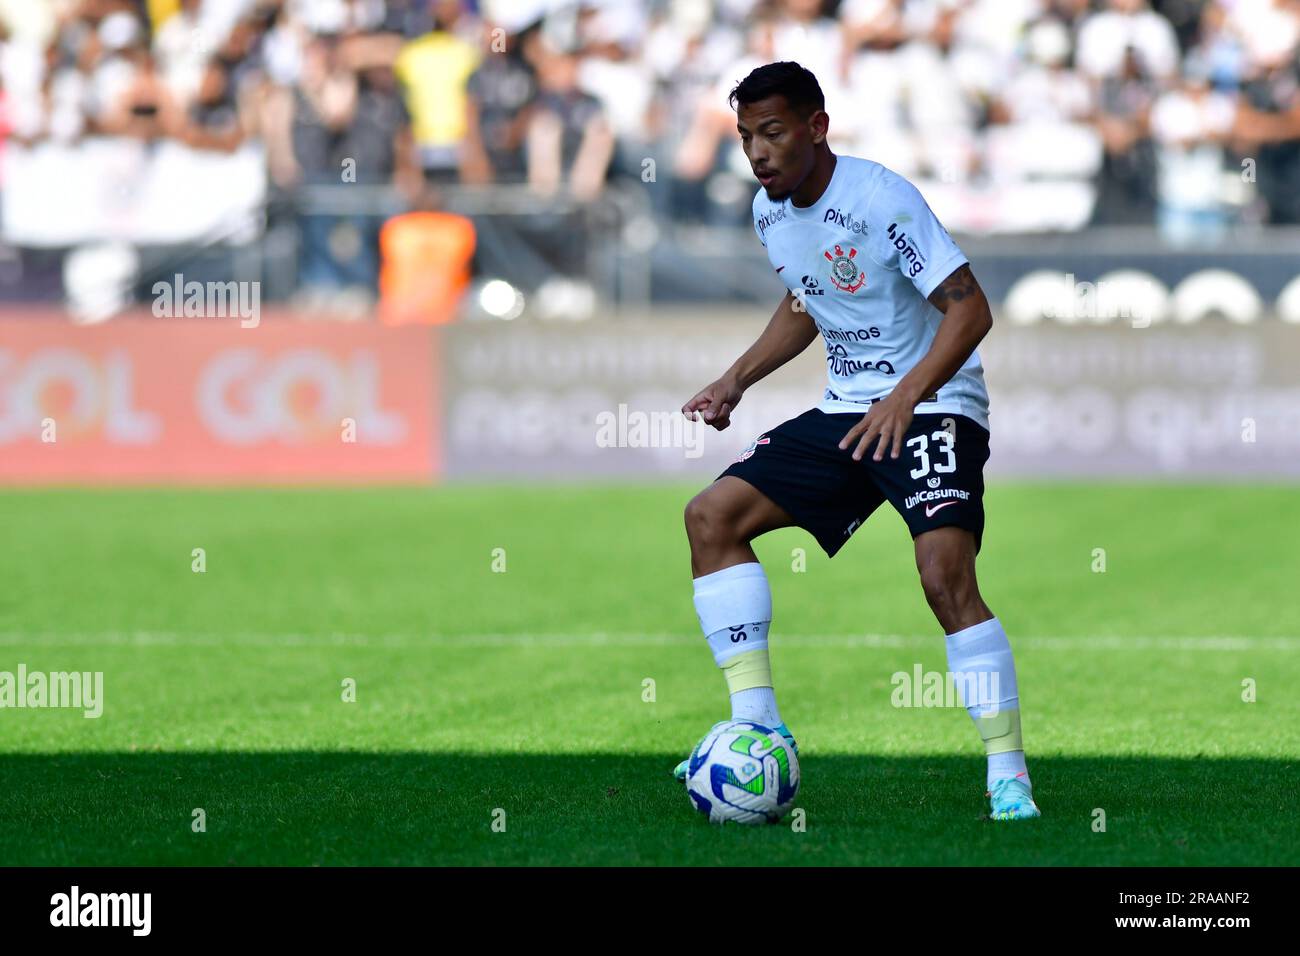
[{"xmin": 0, "ymin": 483, "xmax": 1297, "ymax": 866}]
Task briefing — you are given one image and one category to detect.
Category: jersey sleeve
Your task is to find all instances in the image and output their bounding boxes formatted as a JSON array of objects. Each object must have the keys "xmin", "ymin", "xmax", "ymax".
[{"xmin": 871, "ymin": 172, "xmax": 967, "ymax": 300}]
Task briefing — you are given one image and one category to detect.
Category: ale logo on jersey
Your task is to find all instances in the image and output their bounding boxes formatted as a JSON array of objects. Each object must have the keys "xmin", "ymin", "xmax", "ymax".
[{"xmin": 823, "ymin": 244, "xmax": 866, "ymax": 294}]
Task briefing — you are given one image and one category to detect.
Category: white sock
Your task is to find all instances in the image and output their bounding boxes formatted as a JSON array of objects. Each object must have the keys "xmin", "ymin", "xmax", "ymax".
[
  {"xmin": 730, "ymin": 686, "xmax": 782, "ymax": 725},
  {"xmin": 692, "ymin": 562, "xmax": 782, "ymax": 726},
  {"xmin": 944, "ymin": 616, "xmax": 1030, "ymax": 792},
  {"xmin": 692, "ymin": 562, "xmax": 772, "ymax": 666},
  {"xmin": 988, "ymin": 750, "xmax": 1029, "ymax": 791}
]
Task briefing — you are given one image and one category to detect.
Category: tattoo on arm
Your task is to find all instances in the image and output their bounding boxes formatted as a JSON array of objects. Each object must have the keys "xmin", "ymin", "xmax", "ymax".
[{"xmin": 927, "ymin": 264, "xmax": 980, "ymax": 312}]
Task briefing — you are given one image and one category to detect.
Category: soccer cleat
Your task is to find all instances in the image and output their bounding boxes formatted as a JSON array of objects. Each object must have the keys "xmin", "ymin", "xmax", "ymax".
[
  {"xmin": 673, "ymin": 721, "xmax": 798, "ymax": 782},
  {"xmin": 987, "ymin": 775, "xmax": 1041, "ymax": 821}
]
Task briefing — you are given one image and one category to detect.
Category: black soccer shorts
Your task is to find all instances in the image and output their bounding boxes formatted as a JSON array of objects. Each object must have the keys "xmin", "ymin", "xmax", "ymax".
[{"xmin": 718, "ymin": 408, "xmax": 991, "ymax": 558}]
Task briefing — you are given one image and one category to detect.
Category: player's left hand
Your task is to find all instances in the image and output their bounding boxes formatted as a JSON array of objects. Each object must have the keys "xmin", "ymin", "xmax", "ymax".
[{"xmin": 838, "ymin": 391, "xmax": 915, "ymax": 462}]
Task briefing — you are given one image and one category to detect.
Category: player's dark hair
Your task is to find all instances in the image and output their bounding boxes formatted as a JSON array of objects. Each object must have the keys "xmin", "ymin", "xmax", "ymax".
[{"xmin": 728, "ymin": 61, "xmax": 825, "ymax": 117}]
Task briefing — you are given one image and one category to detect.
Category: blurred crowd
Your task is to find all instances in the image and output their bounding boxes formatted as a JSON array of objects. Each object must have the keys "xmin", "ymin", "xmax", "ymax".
[{"xmin": 2, "ymin": 0, "xmax": 1299, "ymax": 249}]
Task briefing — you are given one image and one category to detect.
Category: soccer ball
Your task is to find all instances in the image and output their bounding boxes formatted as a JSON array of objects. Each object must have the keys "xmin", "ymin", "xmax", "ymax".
[{"xmin": 685, "ymin": 719, "xmax": 800, "ymax": 825}]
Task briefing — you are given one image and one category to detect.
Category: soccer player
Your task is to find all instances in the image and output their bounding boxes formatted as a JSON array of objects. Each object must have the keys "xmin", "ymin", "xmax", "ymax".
[{"xmin": 675, "ymin": 62, "xmax": 1040, "ymax": 821}]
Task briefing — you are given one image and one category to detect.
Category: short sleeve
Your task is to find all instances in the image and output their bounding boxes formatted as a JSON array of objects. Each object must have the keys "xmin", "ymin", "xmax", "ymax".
[{"xmin": 871, "ymin": 172, "xmax": 968, "ymax": 300}]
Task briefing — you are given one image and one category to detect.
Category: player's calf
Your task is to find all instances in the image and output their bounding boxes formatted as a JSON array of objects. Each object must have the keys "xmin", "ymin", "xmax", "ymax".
[
  {"xmin": 943, "ymin": 615, "xmax": 1040, "ymax": 819},
  {"xmin": 673, "ymin": 479, "xmax": 800, "ymax": 780},
  {"xmin": 914, "ymin": 530, "xmax": 1040, "ymax": 818},
  {"xmin": 914, "ymin": 527, "xmax": 991, "ymax": 634}
]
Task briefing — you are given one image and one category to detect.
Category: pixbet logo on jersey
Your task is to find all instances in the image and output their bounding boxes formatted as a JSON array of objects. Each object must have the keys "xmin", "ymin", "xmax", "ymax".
[
  {"xmin": 755, "ymin": 205, "xmax": 786, "ymax": 241},
  {"xmin": 823, "ymin": 207, "xmax": 869, "ymax": 235},
  {"xmin": 823, "ymin": 244, "xmax": 866, "ymax": 293}
]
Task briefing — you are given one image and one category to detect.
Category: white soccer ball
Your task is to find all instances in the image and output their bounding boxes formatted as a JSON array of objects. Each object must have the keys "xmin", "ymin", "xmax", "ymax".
[{"xmin": 685, "ymin": 719, "xmax": 800, "ymax": 825}]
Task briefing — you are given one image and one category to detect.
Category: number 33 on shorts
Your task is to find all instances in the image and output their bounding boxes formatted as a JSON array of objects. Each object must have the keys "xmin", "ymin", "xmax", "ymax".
[{"xmin": 907, "ymin": 417, "xmax": 958, "ymax": 479}]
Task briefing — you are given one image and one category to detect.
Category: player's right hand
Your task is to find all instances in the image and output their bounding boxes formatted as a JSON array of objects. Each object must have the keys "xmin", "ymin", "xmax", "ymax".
[{"xmin": 682, "ymin": 376, "xmax": 743, "ymax": 431}]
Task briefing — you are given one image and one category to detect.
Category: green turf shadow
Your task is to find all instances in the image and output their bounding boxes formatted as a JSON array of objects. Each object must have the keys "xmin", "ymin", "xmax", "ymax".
[{"xmin": 1, "ymin": 752, "xmax": 1295, "ymax": 866}]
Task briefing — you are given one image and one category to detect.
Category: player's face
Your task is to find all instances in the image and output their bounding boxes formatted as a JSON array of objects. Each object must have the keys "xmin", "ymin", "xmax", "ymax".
[{"xmin": 736, "ymin": 96, "xmax": 822, "ymax": 201}]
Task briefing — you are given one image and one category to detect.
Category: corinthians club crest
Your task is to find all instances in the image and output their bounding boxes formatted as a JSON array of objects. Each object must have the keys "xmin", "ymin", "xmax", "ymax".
[
  {"xmin": 824, "ymin": 244, "xmax": 866, "ymax": 293},
  {"xmin": 736, "ymin": 435, "xmax": 770, "ymax": 463}
]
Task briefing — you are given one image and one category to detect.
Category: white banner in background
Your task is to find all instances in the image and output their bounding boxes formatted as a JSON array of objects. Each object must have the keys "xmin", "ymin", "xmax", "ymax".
[{"xmin": 2, "ymin": 138, "xmax": 266, "ymax": 247}]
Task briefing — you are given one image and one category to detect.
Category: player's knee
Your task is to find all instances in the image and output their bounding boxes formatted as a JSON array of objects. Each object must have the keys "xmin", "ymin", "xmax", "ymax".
[
  {"xmin": 918, "ymin": 562, "xmax": 963, "ymax": 614},
  {"xmin": 684, "ymin": 493, "xmax": 724, "ymax": 550},
  {"xmin": 919, "ymin": 557, "xmax": 982, "ymax": 623},
  {"xmin": 685, "ymin": 489, "xmax": 750, "ymax": 553}
]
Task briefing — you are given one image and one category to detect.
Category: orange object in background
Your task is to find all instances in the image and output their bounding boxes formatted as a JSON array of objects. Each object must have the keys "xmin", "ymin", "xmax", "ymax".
[
  {"xmin": 379, "ymin": 211, "xmax": 476, "ymax": 325},
  {"xmin": 0, "ymin": 317, "xmax": 438, "ymax": 485}
]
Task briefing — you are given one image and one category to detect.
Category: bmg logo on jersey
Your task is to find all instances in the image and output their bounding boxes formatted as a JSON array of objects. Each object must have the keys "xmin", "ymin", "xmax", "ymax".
[
  {"xmin": 823, "ymin": 244, "xmax": 866, "ymax": 293},
  {"xmin": 823, "ymin": 207, "xmax": 869, "ymax": 235},
  {"xmin": 886, "ymin": 222, "xmax": 927, "ymax": 278}
]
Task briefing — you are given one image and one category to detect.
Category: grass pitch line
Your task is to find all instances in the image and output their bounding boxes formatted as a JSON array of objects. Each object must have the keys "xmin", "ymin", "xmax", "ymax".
[{"xmin": 0, "ymin": 631, "xmax": 1296, "ymax": 651}]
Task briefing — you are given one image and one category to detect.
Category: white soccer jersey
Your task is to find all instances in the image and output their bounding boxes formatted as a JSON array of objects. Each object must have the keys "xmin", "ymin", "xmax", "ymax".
[{"xmin": 752, "ymin": 154, "xmax": 990, "ymax": 429}]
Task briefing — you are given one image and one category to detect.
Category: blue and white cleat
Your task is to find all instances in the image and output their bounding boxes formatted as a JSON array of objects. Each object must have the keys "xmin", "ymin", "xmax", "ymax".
[
  {"xmin": 672, "ymin": 721, "xmax": 798, "ymax": 782},
  {"xmin": 987, "ymin": 775, "xmax": 1041, "ymax": 821}
]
